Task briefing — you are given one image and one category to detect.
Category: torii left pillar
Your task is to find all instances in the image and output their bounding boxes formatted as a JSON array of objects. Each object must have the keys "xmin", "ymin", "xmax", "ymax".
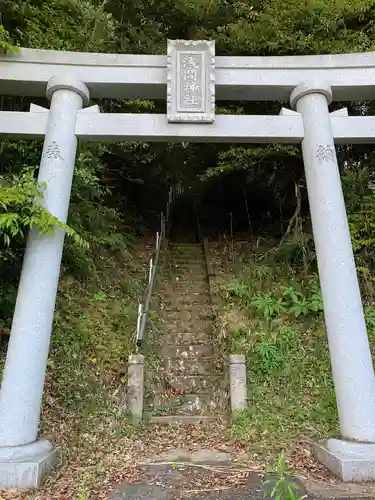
[{"xmin": 0, "ymin": 76, "xmax": 89, "ymax": 488}]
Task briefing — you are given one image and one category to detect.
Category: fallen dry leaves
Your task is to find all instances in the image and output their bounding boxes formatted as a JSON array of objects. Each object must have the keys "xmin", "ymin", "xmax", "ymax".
[
  {"xmin": 0, "ymin": 418, "xmax": 339, "ymax": 500},
  {"xmin": 0, "ymin": 237, "xmax": 351, "ymax": 499}
]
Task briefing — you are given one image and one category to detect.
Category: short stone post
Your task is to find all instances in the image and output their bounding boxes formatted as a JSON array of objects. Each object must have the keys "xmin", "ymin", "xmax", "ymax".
[
  {"xmin": 0, "ymin": 76, "xmax": 89, "ymax": 488},
  {"xmin": 127, "ymin": 354, "xmax": 145, "ymax": 422},
  {"xmin": 229, "ymin": 354, "xmax": 247, "ymax": 415},
  {"xmin": 291, "ymin": 80, "xmax": 375, "ymax": 481}
]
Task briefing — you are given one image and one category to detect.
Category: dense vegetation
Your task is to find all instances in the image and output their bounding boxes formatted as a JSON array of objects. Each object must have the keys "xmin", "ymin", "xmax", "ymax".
[
  {"xmin": 2, "ymin": 0, "xmax": 375, "ymax": 289},
  {"xmin": 1, "ymin": 0, "xmax": 375, "ymax": 495}
]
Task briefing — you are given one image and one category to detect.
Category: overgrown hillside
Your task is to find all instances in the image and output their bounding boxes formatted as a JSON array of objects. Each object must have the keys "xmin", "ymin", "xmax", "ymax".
[
  {"xmin": 208, "ymin": 237, "xmax": 375, "ymax": 460},
  {"xmin": 1, "ymin": 0, "xmax": 375, "ymax": 497}
]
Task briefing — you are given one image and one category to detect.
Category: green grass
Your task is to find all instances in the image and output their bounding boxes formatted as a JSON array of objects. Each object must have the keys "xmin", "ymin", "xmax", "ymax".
[
  {"xmin": 30, "ymin": 248, "xmax": 146, "ymax": 495},
  {"xmin": 216, "ymin": 248, "xmax": 375, "ymax": 458},
  {"xmin": 43, "ymin": 263, "xmax": 139, "ymax": 430}
]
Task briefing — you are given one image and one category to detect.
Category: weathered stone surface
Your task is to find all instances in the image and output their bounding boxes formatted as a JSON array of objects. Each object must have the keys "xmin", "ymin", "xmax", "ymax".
[
  {"xmin": 163, "ymin": 323, "xmax": 213, "ymax": 337},
  {"xmin": 170, "ymin": 261, "xmax": 206, "ymax": 269},
  {"xmin": 0, "ymin": 447, "xmax": 57, "ymax": 488},
  {"xmin": 160, "ymin": 344, "xmax": 213, "ymax": 359},
  {"xmin": 314, "ymin": 438, "xmax": 375, "ymax": 482},
  {"xmin": 173, "ymin": 281, "xmax": 209, "ymax": 293},
  {"xmin": 178, "ymin": 393, "xmax": 218, "ymax": 415},
  {"xmin": 191, "ymin": 449, "xmax": 231, "ymax": 464},
  {"xmin": 161, "ymin": 310, "xmax": 213, "ymax": 323},
  {"xmin": 127, "ymin": 354, "xmax": 145, "ymax": 422},
  {"xmin": 143, "ymin": 448, "xmax": 231, "ymax": 464},
  {"xmin": 107, "ymin": 465, "xmax": 375, "ymax": 500},
  {"xmin": 163, "ymin": 358, "xmax": 214, "ymax": 376},
  {"xmin": 148, "ymin": 241, "xmax": 226, "ymax": 423},
  {"xmin": 149, "ymin": 448, "xmax": 191, "ymax": 462},
  {"xmin": 161, "ymin": 288, "xmax": 210, "ymax": 299},
  {"xmin": 229, "ymin": 354, "xmax": 247, "ymax": 415},
  {"xmin": 150, "ymin": 415, "xmax": 217, "ymax": 425},
  {"xmin": 109, "ymin": 483, "xmax": 168, "ymax": 500},
  {"xmin": 165, "ymin": 375, "xmax": 218, "ymax": 393},
  {"xmin": 158, "ymin": 330, "xmax": 212, "ymax": 345},
  {"xmin": 162, "ymin": 295, "xmax": 211, "ymax": 308}
]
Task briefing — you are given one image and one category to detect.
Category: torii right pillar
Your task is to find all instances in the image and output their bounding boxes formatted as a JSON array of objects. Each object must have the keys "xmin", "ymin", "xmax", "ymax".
[{"xmin": 290, "ymin": 81, "xmax": 375, "ymax": 481}]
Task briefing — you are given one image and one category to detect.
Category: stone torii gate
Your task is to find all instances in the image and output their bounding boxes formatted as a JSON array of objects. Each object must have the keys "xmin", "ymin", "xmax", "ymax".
[{"xmin": 1, "ymin": 40, "xmax": 375, "ymax": 488}]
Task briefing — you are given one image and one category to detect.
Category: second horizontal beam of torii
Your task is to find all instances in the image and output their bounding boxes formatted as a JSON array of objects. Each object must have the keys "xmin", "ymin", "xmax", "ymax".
[{"xmin": 1, "ymin": 107, "xmax": 374, "ymax": 144}]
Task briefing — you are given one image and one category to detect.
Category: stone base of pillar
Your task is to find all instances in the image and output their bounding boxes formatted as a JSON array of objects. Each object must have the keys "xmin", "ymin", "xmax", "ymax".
[
  {"xmin": 314, "ymin": 438, "xmax": 375, "ymax": 482},
  {"xmin": 0, "ymin": 439, "xmax": 56, "ymax": 488}
]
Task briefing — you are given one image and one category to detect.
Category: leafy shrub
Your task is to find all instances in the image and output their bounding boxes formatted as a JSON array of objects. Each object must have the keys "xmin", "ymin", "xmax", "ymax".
[
  {"xmin": 226, "ymin": 279, "xmax": 253, "ymax": 305},
  {"xmin": 275, "ymin": 233, "xmax": 315, "ymax": 267},
  {"xmin": 263, "ymin": 453, "xmax": 306, "ymax": 500},
  {"xmin": 0, "ymin": 168, "xmax": 85, "ymax": 247},
  {"xmin": 343, "ymin": 166, "xmax": 375, "ymax": 270},
  {"xmin": 251, "ymin": 293, "xmax": 285, "ymax": 320},
  {"xmin": 0, "ymin": 25, "xmax": 18, "ymax": 52},
  {"xmin": 254, "ymin": 330, "xmax": 281, "ymax": 372},
  {"xmin": 365, "ymin": 307, "xmax": 375, "ymax": 330},
  {"xmin": 227, "ymin": 272, "xmax": 323, "ymax": 320}
]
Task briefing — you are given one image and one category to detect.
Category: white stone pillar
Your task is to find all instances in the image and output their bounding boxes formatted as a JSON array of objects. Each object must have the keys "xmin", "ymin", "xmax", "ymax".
[
  {"xmin": 291, "ymin": 81, "xmax": 375, "ymax": 481},
  {"xmin": 127, "ymin": 354, "xmax": 145, "ymax": 423},
  {"xmin": 0, "ymin": 76, "xmax": 89, "ymax": 488},
  {"xmin": 229, "ymin": 354, "xmax": 247, "ymax": 415}
]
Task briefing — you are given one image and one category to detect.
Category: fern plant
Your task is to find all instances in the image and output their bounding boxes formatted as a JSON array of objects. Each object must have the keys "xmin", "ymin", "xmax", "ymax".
[
  {"xmin": 281, "ymin": 277, "xmax": 323, "ymax": 318},
  {"xmin": 226, "ymin": 279, "xmax": 253, "ymax": 305},
  {"xmin": 0, "ymin": 169, "xmax": 86, "ymax": 247},
  {"xmin": 251, "ymin": 293, "xmax": 285, "ymax": 320},
  {"xmin": 0, "ymin": 25, "xmax": 18, "ymax": 53},
  {"xmin": 254, "ymin": 331, "xmax": 281, "ymax": 372}
]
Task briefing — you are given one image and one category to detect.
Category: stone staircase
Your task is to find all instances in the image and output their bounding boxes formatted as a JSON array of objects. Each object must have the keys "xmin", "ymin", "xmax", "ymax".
[{"xmin": 148, "ymin": 242, "xmax": 226, "ymax": 424}]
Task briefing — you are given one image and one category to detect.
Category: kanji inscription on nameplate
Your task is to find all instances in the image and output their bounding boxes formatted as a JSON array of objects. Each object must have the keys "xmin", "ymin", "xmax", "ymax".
[{"xmin": 167, "ymin": 40, "xmax": 215, "ymax": 123}]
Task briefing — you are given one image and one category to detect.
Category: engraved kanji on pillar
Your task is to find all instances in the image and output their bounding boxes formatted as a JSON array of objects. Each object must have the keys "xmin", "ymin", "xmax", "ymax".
[{"xmin": 167, "ymin": 39, "xmax": 215, "ymax": 123}]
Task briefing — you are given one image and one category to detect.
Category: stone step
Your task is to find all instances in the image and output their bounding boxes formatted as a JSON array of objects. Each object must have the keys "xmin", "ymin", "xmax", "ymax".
[
  {"xmin": 169, "ymin": 244, "xmax": 203, "ymax": 252},
  {"xmin": 161, "ymin": 288, "xmax": 210, "ymax": 298},
  {"xmin": 169, "ymin": 276, "xmax": 208, "ymax": 285},
  {"xmin": 165, "ymin": 375, "xmax": 218, "ymax": 393},
  {"xmin": 160, "ymin": 311, "xmax": 214, "ymax": 324},
  {"xmin": 170, "ymin": 276, "xmax": 208, "ymax": 284},
  {"xmin": 160, "ymin": 286, "xmax": 209, "ymax": 297},
  {"xmin": 163, "ymin": 324, "xmax": 213, "ymax": 337},
  {"xmin": 160, "ymin": 344, "xmax": 213, "ymax": 359},
  {"xmin": 150, "ymin": 415, "xmax": 217, "ymax": 425},
  {"xmin": 169, "ymin": 270, "xmax": 207, "ymax": 279},
  {"xmin": 161, "ymin": 301, "xmax": 211, "ymax": 311},
  {"xmin": 164, "ymin": 357, "xmax": 216, "ymax": 375},
  {"xmin": 170, "ymin": 248, "xmax": 204, "ymax": 254},
  {"xmin": 169, "ymin": 253, "xmax": 204, "ymax": 260},
  {"xmin": 169, "ymin": 259, "xmax": 205, "ymax": 266},
  {"xmin": 173, "ymin": 281, "xmax": 209, "ymax": 292},
  {"xmin": 167, "ymin": 254, "xmax": 206, "ymax": 269},
  {"xmin": 169, "ymin": 262, "xmax": 205, "ymax": 269},
  {"xmin": 180, "ymin": 393, "xmax": 219, "ymax": 414},
  {"xmin": 168, "ymin": 308, "xmax": 213, "ymax": 318},
  {"xmin": 169, "ymin": 261, "xmax": 206, "ymax": 268},
  {"xmin": 170, "ymin": 243, "xmax": 202, "ymax": 247},
  {"xmin": 161, "ymin": 294, "xmax": 211, "ymax": 306},
  {"xmin": 152, "ymin": 393, "xmax": 218, "ymax": 416},
  {"xmin": 157, "ymin": 330, "xmax": 212, "ymax": 345}
]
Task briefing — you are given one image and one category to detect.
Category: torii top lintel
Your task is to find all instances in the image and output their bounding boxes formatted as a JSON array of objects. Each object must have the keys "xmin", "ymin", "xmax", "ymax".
[{"xmin": 1, "ymin": 43, "xmax": 375, "ymax": 101}]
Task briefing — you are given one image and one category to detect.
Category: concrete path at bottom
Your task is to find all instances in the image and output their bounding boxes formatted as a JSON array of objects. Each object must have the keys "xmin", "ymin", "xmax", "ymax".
[{"xmin": 108, "ymin": 464, "xmax": 375, "ymax": 500}]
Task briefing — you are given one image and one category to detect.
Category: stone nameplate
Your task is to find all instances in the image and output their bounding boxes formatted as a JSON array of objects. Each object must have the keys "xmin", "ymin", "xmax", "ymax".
[{"xmin": 167, "ymin": 39, "xmax": 215, "ymax": 123}]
